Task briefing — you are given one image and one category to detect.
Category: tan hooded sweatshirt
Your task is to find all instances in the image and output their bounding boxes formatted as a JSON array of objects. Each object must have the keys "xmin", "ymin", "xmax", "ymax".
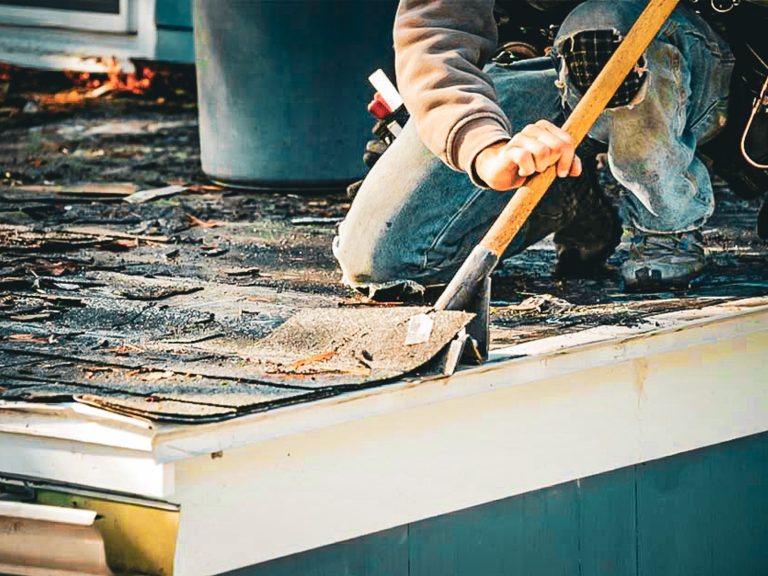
[{"xmin": 393, "ymin": 0, "xmax": 576, "ymax": 184}]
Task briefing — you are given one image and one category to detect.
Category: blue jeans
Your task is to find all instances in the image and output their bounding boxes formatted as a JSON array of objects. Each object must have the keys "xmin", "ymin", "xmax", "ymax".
[
  {"xmin": 334, "ymin": 1, "xmax": 734, "ymax": 293},
  {"xmin": 552, "ymin": 0, "xmax": 733, "ymax": 233}
]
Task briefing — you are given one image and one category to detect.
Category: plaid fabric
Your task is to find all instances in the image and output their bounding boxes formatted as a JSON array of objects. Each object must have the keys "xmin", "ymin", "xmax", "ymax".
[{"xmin": 562, "ymin": 30, "xmax": 646, "ymax": 108}]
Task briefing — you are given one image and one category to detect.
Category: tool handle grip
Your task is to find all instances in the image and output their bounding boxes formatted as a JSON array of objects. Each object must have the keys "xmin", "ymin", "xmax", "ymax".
[{"xmin": 482, "ymin": 0, "xmax": 679, "ymax": 257}]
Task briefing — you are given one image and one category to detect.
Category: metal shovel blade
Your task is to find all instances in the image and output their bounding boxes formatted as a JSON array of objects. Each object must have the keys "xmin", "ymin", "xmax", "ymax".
[{"xmin": 240, "ymin": 306, "xmax": 474, "ymax": 387}]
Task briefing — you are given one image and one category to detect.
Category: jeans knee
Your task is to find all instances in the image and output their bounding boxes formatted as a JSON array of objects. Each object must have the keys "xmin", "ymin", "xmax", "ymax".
[
  {"xmin": 552, "ymin": 0, "xmax": 651, "ymax": 108},
  {"xmin": 332, "ymin": 227, "xmax": 424, "ymax": 293},
  {"xmin": 332, "ymin": 228, "xmax": 374, "ymax": 286},
  {"xmin": 556, "ymin": 0, "xmax": 642, "ymax": 40},
  {"xmin": 555, "ymin": 29, "xmax": 648, "ymax": 108}
]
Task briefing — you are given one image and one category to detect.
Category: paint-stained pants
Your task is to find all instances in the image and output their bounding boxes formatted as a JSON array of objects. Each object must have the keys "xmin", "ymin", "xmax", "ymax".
[{"xmin": 333, "ymin": 1, "xmax": 734, "ymax": 293}]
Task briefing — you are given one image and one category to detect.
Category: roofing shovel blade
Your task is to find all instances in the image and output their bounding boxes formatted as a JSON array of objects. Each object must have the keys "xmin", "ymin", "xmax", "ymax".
[
  {"xmin": 245, "ymin": 0, "xmax": 679, "ymax": 387},
  {"xmin": 240, "ymin": 306, "xmax": 473, "ymax": 387}
]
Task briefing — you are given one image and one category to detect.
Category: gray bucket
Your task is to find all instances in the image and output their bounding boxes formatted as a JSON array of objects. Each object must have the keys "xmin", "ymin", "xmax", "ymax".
[{"xmin": 194, "ymin": 0, "xmax": 398, "ymax": 190}]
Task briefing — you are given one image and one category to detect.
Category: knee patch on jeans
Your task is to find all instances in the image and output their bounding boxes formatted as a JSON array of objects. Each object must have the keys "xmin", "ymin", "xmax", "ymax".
[{"xmin": 560, "ymin": 30, "xmax": 647, "ymax": 108}]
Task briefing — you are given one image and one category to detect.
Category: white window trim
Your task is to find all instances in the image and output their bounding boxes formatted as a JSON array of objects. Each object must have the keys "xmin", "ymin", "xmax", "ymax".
[
  {"xmin": 0, "ymin": 0, "xmax": 135, "ymax": 33},
  {"xmin": 0, "ymin": 0, "xmax": 157, "ymax": 72}
]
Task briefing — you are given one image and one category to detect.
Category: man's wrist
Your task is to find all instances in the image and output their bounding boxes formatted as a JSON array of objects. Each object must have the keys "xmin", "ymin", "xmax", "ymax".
[
  {"xmin": 471, "ymin": 139, "xmax": 511, "ymax": 189},
  {"xmin": 447, "ymin": 114, "xmax": 511, "ymax": 176}
]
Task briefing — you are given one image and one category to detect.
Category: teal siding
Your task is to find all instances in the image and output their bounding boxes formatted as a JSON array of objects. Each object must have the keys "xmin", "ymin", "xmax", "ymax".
[
  {"xmin": 227, "ymin": 433, "xmax": 768, "ymax": 576},
  {"xmin": 227, "ymin": 527, "xmax": 408, "ymax": 576},
  {"xmin": 155, "ymin": 29, "xmax": 194, "ymax": 63},
  {"xmin": 637, "ymin": 433, "xmax": 768, "ymax": 576},
  {"xmin": 409, "ymin": 483, "xmax": 580, "ymax": 576},
  {"xmin": 156, "ymin": 0, "xmax": 192, "ymax": 29},
  {"xmin": 153, "ymin": 0, "xmax": 194, "ymax": 63},
  {"xmin": 580, "ymin": 467, "xmax": 637, "ymax": 576}
]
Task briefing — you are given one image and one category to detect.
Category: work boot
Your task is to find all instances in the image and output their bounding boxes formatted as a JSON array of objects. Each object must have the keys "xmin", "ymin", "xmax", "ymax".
[
  {"xmin": 621, "ymin": 229, "xmax": 707, "ymax": 291},
  {"xmin": 553, "ymin": 197, "xmax": 623, "ymax": 278},
  {"xmin": 511, "ymin": 169, "xmax": 622, "ymax": 278},
  {"xmin": 551, "ymin": 162, "xmax": 623, "ymax": 278}
]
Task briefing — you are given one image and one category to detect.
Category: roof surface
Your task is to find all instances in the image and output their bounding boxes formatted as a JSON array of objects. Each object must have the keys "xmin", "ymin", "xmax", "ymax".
[{"xmin": 1, "ymin": 65, "xmax": 767, "ymax": 422}]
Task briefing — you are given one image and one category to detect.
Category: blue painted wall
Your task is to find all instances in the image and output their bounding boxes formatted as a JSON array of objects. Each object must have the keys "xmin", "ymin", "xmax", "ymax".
[
  {"xmin": 154, "ymin": 0, "xmax": 194, "ymax": 63},
  {"xmin": 156, "ymin": 0, "xmax": 192, "ymax": 29},
  {"xmin": 228, "ymin": 432, "xmax": 768, "ymax": 576}
]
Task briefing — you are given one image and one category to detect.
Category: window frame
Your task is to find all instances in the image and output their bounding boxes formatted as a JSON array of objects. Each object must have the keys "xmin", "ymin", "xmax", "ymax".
[{"xmin": 0, "ymin": 0, "xmax": 136, "ymax": 33}]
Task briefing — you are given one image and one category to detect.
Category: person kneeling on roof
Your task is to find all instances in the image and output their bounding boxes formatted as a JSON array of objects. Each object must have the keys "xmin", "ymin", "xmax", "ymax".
[{"xmin": 334, "ymin": 0, "xmax": 750, "ymax": 295}]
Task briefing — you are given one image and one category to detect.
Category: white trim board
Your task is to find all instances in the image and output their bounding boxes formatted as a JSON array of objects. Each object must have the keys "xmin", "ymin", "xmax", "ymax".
[
  {"xmin": 0, "ymin": 0, "xmax": 135, "ymax": 33},
  {"xmin": 0, "ymin": 402, "xmax": 154, "ymax": 452},
  {"xmin": 169, "ymin": 304, "xmax": 768, "ymax": 574},
  {"xmin": 0, "ymin": 432, "xmax": 173, "ymax": 499},
  {"xmin": 0, "ymin": 0, "xmax": 158, "ymax": 72}
]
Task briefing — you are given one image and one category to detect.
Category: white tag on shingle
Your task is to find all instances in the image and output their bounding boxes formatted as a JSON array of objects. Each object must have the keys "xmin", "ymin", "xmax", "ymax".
[{"xmin": 404, "ymin": 313, "xmax": 434, "ymax": 346}]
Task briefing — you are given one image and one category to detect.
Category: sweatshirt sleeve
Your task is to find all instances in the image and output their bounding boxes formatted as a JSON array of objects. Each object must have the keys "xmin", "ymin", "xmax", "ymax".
[{"xmin": 393, "ymin": 0, "xmax": 513, "ymax": 180}]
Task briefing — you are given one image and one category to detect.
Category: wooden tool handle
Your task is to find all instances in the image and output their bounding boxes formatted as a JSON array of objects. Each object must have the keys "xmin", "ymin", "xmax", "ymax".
[
  {"xmin": 434, "ymin": 0, "xmax": 679, "ymax": 312},
  {"xmin": 483, "ymin": 0, "xmax": 680, "ymax": 257}
]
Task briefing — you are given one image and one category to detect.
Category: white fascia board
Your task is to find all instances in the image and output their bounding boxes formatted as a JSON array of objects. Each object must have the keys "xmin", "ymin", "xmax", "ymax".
[
  {"xmin": 0, "ymin": 402, "xmax": 155, "ymax": 452},
  {"xmin": 155, "ymin": 300, "xmax": 768, "ymax": 463},
  {"xmin": 171, "ymin": 307, "xmax": 768, "ymax": 574},
  {"xmin": 0, "ymin": 432, "xmax": 173, "ymax": 499}
]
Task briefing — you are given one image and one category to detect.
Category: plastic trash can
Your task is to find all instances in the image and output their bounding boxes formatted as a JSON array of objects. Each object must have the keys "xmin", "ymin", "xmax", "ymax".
[{"xmin": 194, "ymin": 0, "xmax": 398, "ymax": 190}]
